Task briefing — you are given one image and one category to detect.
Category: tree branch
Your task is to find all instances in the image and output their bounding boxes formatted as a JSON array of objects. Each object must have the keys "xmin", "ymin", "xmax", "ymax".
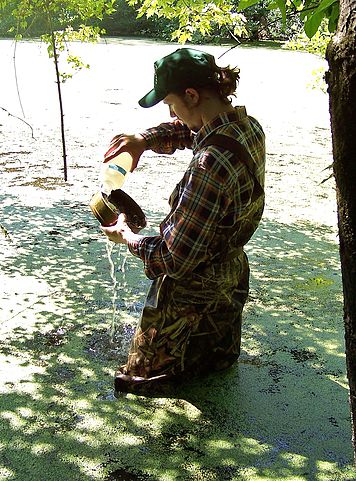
[
  {"xmin": 0, "ymin": 106, "xmax": 35, "ymax": 139},
  {"xmin": 13, "ymin": 38, "xmax": 26, "ymax": 118}
]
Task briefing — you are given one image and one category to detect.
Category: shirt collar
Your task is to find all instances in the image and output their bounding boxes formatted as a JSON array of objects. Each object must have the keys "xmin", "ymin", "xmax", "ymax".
[{"xmin": 193, "ymin": 106, "xmax": 247, "ymax": 152}]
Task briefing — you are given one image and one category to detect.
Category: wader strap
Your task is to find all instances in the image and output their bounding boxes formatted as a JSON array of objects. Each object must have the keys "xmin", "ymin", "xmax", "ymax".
[
  {"xmin": 202, "ymin": 134, "xmax": 264, "ymax": 201},
  {"xmin": 193, "ymin": 246, "xmax": 244, "ymax": 276},
  {"xmin": 219, "ymin": 246, "xmax": 243, "ymax": 262}
]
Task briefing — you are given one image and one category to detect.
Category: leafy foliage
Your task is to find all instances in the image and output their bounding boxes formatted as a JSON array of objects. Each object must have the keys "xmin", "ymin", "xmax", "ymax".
[
  {"xmin": 285, "ymin": 19, "xmax": 333, "ymax": 56},
  {"xmin": 284, "ymin": 19, "xmax": 333, "ymax": 92},
  {"xmin": 123, "ymin": 0, "xmax": 340, "ymax": 42},
  {"xmin": 0, "ymin": 1, "xmax": 115, "ymax": 78},
  {"xmin": 1, "ymin": 0, "xmax": 115, "ymax": 37},
  {"xmin": 235, "ymin": 0, "xmax": 302, "ymax": 41},
  {"xmin": 300, "ymin": 0, "xmax": 339, "ymax": 38},
  {"xmin": 0, "ymin": 0, "xmax": 339, "ymax": 43},
  {"xmin": 41, "ymin": 26, "xmax": 102, "ymax": 81},
  {"xmin": 127, "ymin": 0, "xmax": 247, "ymax": 43},
  {"xmin": 238, "ymin": 0, "xmax": 339, "ymax": 37},
  {"xmin": 94, "ymin": 0, "xmax": 178, "ymax": 40}
]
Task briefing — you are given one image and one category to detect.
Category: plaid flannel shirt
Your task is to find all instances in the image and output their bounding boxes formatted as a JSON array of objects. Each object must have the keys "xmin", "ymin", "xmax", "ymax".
[{"xmin": 128, "ymin": 106, "xmax": 265, "ymax": 280}]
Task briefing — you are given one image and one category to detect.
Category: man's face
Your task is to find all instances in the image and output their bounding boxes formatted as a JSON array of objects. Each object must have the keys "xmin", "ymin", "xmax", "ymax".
[{"xmin": 163, "ymin": 91, "xmax": 202, "ymax": 132}]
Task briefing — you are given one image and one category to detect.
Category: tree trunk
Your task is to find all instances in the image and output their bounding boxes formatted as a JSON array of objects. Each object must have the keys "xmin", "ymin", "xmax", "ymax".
[
  {"xmin": 326, "ymin": 0, "xmax": 356, "ymax": 462},
  {"xmin": 51, "ymin": 30, "xmax": 68, "ymax": 182}
]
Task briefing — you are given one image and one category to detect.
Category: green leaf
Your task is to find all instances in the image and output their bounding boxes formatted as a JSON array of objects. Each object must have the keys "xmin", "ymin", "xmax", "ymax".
[
  {"xmin": 266, "ymin": 2, "xmax": 278, "ymax": 10},
  {"xmin": 276, "ymin": 0, "xmax": 286, "ymax": 27},
  {"xmin": 237, "ymin": 0, "xmax": 260, "ymax": 11},
  {"xmin": 300, "ymin": 0, "xmax": 339, "ymax": 37},
  {"xmin": 304, "ymin": 10, "xmax": 324, "ymax": 38},
  {"xmin": 314, "ymin": 0, "xmax": 338, "ymax": 14},
  {"xmin": 328, "ymin": 2, "xmax": 339, "ymax": 32}
]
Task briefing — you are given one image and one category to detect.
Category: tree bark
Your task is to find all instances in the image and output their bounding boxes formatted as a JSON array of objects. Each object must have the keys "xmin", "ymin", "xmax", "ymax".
[{"xmin": 326, "ymin": 0, "xmax": 356, "ymax": 462}]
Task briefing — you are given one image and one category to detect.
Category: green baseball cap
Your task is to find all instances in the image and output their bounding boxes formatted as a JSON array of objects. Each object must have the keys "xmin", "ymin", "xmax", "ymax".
[{"xmin": 138, "ymin": 48, "xmax": 219, "ymax": 108}]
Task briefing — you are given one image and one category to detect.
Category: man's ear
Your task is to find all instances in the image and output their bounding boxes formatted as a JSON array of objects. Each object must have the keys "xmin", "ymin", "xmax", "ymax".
[{"xmin": 184, "ymin": 88, "xmax": 200, "ymax": 106}]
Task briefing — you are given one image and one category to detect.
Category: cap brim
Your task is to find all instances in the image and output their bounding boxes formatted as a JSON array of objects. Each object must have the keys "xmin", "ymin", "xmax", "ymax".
[{"xmin": 138, "ymin": 88, "xmax": 164, "ymax": 108}]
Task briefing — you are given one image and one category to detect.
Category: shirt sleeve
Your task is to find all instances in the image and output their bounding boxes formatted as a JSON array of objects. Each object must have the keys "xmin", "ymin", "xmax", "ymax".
[
  {"xmin": 141, "ymin": 119, "xmax": 194, "ymax": 155},
  {"xmin": 127, "ymin": 148, "xmax": 233, "ymax": 280}
]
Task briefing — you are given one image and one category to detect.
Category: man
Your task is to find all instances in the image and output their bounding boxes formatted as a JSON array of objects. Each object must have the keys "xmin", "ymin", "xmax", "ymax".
[{"xmin": 101, "ymin": 48, "xmax": 265, "ymax": 395}]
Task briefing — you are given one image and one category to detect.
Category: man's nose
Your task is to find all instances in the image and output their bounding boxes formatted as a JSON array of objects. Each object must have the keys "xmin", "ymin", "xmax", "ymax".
[{"xmin": 169, "ymin": 106, "xmax": 176, "ymax": 118}]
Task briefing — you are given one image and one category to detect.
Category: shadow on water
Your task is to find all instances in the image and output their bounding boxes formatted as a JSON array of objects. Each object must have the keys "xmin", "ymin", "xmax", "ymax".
[{"xmin": 0, "ymin": 193, "xmax": 354, "ymax": 481}]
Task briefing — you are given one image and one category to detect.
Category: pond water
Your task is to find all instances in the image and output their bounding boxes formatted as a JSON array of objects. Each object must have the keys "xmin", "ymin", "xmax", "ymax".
[
  {"xmin": 1, "ymin": 37, "xmax": 333, "ymax": 225},
  {"xmin": 0, "ymin": 36, "xmax": 335, "ymax": 338},
  {"xmin": 0, "ymin": 38, "xmax": 353, "ymax": 480},
  {"xmin": 0, "ymin": 36, "xmax": 329, "ymax": 134}
]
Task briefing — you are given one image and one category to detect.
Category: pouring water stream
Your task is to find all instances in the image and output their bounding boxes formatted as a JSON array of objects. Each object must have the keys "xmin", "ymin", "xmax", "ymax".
[{"xmin": 105, "ymin": 240, "xmax": 128, "ymax": 344}]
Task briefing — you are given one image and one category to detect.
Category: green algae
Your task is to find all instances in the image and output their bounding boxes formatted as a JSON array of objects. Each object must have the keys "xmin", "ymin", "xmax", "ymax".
[
  {"xmin": 295, "ymin": 276, "xmax": 334, "ymax": 290},
  {"xmin": 0, "ymin": 212, "xmax": 354, "ymax": 481}
]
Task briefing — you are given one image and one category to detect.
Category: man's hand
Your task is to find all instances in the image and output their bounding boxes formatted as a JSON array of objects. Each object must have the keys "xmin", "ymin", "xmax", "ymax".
[
  {"xmin": 101, "ymin": 213, "xmax": 139, "ymax": 245},
  {"xmin": 103, "ymin": 133, "xmax": 147, "ymax": 172}
]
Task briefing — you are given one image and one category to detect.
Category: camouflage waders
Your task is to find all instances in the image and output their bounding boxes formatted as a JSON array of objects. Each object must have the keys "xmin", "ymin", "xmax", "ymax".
[
  {"xmin": 117, "ymin": 246, "xmax": 248, "ymax": 375},
  {"xmin": 115, "ymin": 134, "xmax": 264, "ymax": 394},
  {"xmin": 115, "ymin": 209, "xmax": 262, "ymax": 394}
]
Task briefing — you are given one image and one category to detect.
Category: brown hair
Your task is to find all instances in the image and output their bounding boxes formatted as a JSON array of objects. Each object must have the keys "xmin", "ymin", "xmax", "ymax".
[
  {"xmin": 172, "ymin": 65, "xmax": 240, "ymax": 104},
  {"xmin": 217, "ymin": 66, "xmax": 240, "ymax": 101}
]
